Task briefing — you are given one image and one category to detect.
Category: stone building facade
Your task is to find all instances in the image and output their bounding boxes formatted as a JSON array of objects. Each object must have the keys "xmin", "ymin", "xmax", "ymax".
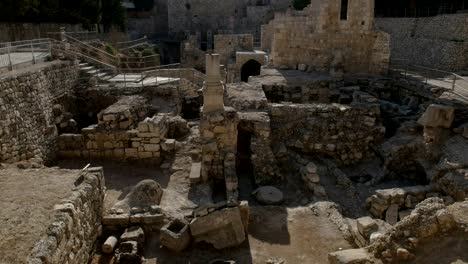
[
  {"xmin": 263, "ymin": 0, "xmax": 390, "ymax": 75},
  {"xmin": 0, "ymin": 61, "xmax": 80, "ymax": 164},
  {"xmin": 376, "ymin": 13, "xmax": 468, "ymax": 72}
]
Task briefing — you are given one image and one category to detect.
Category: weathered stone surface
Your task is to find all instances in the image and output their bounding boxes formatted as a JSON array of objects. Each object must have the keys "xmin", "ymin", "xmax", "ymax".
[
  {"xmin": 253, "ymin": 186, "xmax": 284, "ymax": 205},
  {"xmin": 357, "ymin": 217, "xmax": 378, "ymax": 238},
  {"xmin": 189, "ymin": 162, "xmax": 202, "ymax": 185},
  {"xmin": 385, "ymin": 204, "xmax": 399, "ymax": 225},
  {"xmin": 328, "ymin": 248, "xmax": 374, "ymax": 264},
  {"xmin": 418, "ymin": 104, "xmax": 455, "ymax": 128},
  {"xmin": 190, "ymin": 207, "xmax": 245, "ymax": 249},
  {"xmin": 112, "ymin": 180, "xmax": 163, "ymax": 213},
  {"xmin": 120, "ymin": 226, "xmax": 145, "ymax": 248},
  {"xmin": 160, "ymin": 219, "xmax": 191, "ymax": 252}
]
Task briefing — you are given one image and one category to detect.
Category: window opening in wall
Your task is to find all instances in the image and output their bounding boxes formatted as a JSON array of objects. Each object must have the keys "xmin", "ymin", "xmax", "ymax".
[{"xmin": 340, "ymin": 0, "xmax": 348, "ymax": 20}]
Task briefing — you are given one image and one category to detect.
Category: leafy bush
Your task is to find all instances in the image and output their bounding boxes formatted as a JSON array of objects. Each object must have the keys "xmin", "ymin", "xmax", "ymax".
[{"xmin": 142, "ymin": 48, "xmax": 155, "ymax": 57}]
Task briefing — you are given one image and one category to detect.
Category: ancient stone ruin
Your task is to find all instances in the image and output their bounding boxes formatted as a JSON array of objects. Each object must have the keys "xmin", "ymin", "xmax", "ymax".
[{"xmin": 1, "ymin": 0, "xmax": 468, "ymax": 264}]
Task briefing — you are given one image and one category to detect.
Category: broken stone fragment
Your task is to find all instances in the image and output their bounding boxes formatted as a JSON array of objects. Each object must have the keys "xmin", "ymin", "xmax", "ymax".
[
  {"xmin": 120, "ymin": 226, "xmax": 145, "ymax": 249},
  {"xmin": 102, "ymin": 236, "xmax": 118, "ymax": 254},
  {"xmin": 112, "ymin": 179, "xmax": 163, "ymax": 213},
  {"xmin": 356, "ymin": 217, "xmax": 378, "ymax": 238},
  {"xmin": 417, "ymin": 104, "xmax": 455, "ymax": 128},
  {"xmin": 190, "ymin": 206, "xmax": 245, "ymax": 249},
  {"xmin": 385, "ymin": 204, "xmax": 399, "ymax": 225},
  {"xmin": 328, "ymin": 248, "xmax": 374, "ymax": 264}
]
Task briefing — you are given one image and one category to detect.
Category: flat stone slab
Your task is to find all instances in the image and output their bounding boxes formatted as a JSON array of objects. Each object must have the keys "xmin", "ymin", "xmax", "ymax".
[{"xmin": 253, "ymin": 186, "xmax": 284, "ymax": 205}]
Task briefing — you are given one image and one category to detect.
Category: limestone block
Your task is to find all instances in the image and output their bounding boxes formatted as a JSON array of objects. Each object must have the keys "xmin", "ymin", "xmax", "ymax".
[
  {"xmin": 144, "ymin": 144, "xmax": 160, "ymax": 152},
  {"xmin": 161, "ymin": 139, "xmax": 176, "ymax": 151},
  {"xmin": 328, "ymin": 248, "xmax": 373, "ymax": 264},
  {"xmin": 385, "ymin": 204, "xmax": 399, "ymax": 225},
  {"xmin": 399, "ymin": 209, "xmax": 412, "ymax": 221},
  {"xmin": 418, "ymin": 104, "xmax": 455, "ymax": 128},
  {"xmin": 357, "ymin": 217, "xmax": 378, "ymax": 238},
  {"xmin": 189, "ymin": 207, "xmax": 245, "ymax": 249},
  {"xmin": 189, "ymin": 162, "xmax": 202, "ymax": 185},
  {"xmin": 160, "ymin": 219, "xmax": 191, "ymax": 252},
  {"xmin": 112, "ymin": 180, "xmax": 164, "ymax": 213},
  {"xmin": 120, "ymin": 226, "xmax": 145, "ymax": 248}
]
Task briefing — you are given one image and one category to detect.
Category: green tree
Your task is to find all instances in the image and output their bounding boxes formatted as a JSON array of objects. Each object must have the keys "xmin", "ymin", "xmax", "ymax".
[
  {"xmin": 133, "ymin": 0, "xmax": 154, "ymax": 11},
  {"xmin": 292, "ymin": 0, "xmax": 311, "ymax": 10}
]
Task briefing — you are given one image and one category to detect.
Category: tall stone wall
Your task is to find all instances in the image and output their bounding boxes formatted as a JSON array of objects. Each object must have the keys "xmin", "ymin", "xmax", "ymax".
[
  {"xmin": 214, "ymin": 34, "xmax": 254, "ymax": 65},
  {"xmin": 0, "ymin": 23, "xmax": 85, "ymax": 42},
  {"xmin": 270, "ymin": 102, "xmax": 385, "ymax": 165},
  {"xmin": 0, "ymin": 61, "xmax": 80, "ymax": 163},
  {"xmin": 265, "ymin": 0, "xmax": 390, "ymax": 75},
  {"xmin": 376, "ymin": 14, "xmax": 468, "ymax": 71},
  {"xmin": 28, "ymin": 167, "xmax": 106, "ymax": 264},
  {"xmin": 167, "ymin": 0, "xmax": 291, "ymax": 38}
]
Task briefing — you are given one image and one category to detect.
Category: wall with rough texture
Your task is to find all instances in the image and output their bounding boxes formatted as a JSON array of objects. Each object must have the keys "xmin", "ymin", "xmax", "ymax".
[
  {"xmin": 376, "ymin": 14, "xmax": 468, "ymax": 71},
  {"xmin": 28, "ymin": 167, "xmax": 105, "ymax": 264},
  {"xmin": 0, "ymin": 23, "xmax": 85, "ymax": 42},
  {"xmin": 57, "ymin": 114, "xmax": 174, "ymax": 161},
  {"xmin": 0, "ymin": 61, "xmax": 80, "ymax": 164},
  {"xmin": 264, "ymin": 0, "xmax": 390, "ymax": 75},
  {"xmin": 167, "ymin": 0, "xmax": 291, "ymax": 38},
  {"xmin": 270, "ymin": 102, "xmax": 385, "ymax": 165}
]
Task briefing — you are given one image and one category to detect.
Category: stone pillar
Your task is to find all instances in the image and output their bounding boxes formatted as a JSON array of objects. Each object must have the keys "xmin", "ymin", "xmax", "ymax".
[
  {"xmin": 200, "ymin": 54, "xmax": 239, "ymax": 203},
  {"xmin": 202, "ymin": 54, "xmax": 225, "ymax": 113}
]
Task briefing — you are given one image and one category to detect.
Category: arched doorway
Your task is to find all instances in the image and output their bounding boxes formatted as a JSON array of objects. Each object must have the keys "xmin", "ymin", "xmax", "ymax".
[{"xmin": 241, "ymin": 59, "xmax": 261, "ymax": 82}]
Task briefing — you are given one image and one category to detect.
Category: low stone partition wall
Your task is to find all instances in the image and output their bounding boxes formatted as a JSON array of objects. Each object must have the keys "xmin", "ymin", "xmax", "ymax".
[
  {"xmin": 28, "ymin": 167, "xmax": 105, "ymax": 264},
  {"xmin": 0, "ymin": 60, "xmax": 80, "ymax": 164},
  {"xmin": 270, "ymin": 102, "xmax": 385, "ymax": 165},
  {"xmin": 262, "ymin": 80, "xmax": 337, "ymax": 103},
  {"xmin": 57, "ymin": 114, "xmax": 175, "ymax": 161}
]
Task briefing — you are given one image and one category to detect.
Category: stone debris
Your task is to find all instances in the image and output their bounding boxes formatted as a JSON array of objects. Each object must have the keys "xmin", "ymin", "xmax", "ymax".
[{"xmin": 112, "ymin": 180, "xmax": 164, "ymax": 213}]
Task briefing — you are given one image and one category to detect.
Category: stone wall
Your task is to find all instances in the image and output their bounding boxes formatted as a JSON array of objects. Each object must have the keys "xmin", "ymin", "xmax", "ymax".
[
  {"xmin": 214, "ymin": 34, "xmax": 254, "ymax": 65},
  {"xmin": 264, "ymin": 0, "xmax": 390, "ymax": 75},
  {"xmin": 376, "ymin": 14, "xmax": 468, "ymax": 71},
  {"xmin": 270, "ymin": 102, "xmax": 385, "ymax": 165},
  {"xmin": 0, "ymin": 23, "xmax": 85, "ymax": 42},
  {"xmin": 57, "ymin": 114, "xmax": 173, "ymax": 162},
  {"xmin": 167, "ymin": 0, "xmax": 291, "ymax": 38},
  {"xmin": 28, "ymin": 167, "xmax": 105, "ymax": 264},
  {"xmin": 0, "ymin": 60, "xmax": 80, "ymax": 164}
]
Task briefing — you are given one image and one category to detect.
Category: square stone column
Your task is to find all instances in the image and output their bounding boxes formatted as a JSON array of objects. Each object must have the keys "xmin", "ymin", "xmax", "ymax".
[{"xmin": 202, "ymin": 54, "xmax": 225, "ymax": 113}]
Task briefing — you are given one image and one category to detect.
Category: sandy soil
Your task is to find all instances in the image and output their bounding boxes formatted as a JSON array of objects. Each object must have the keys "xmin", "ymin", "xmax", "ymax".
[
  {"xmin": 143, "ymin": 206, "xmax": 352, "ymax": 264},
  {"xmin": 0, "ymin": 166, "xmax": 80, "ymax": 264}
]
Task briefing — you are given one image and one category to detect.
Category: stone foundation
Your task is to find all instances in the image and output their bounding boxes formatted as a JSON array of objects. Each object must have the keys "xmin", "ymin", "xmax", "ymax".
[{"xmin": 28, "ymin": 167, "xmax": 105, "ymax": 264}]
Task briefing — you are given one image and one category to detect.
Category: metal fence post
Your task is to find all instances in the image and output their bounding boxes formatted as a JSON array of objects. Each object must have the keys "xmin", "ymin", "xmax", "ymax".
[
  {"xmin": 31, "ymin": 42, "xmax": 36, "ymax": 64},
  {"xmin": 7, "ymin": 44, "xmax": 12, "ymax": 71},
  {"xmin": 452, "ymin": 75, "xmax": 456, "ymax": 91}
]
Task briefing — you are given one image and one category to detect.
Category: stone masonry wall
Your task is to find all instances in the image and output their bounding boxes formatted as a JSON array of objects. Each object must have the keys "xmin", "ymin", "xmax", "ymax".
[
  {"xmin": 376, "ymin": 14, "xmax": 468, "ymax": 71},
  {"xmin": 214, "ymin": 34, "xmax": 254, "ymax": 65},
  {"xmin": 270, "ymin": 102, "xmax": 385, "ymax": 165},
  {"xmin": 0, "ymin": 60, "xmax": 80, "ymax": 164},
  {"xmin": 28, "ymin": 167, "xmax": 105, "ymax": 264},
  {"xmin": 57, "ymin": 114, "xmax": 173, "ymax": 162},
  {"xmin": 265, "ymin": 0, "xmax": 390, "ymax": 75}
]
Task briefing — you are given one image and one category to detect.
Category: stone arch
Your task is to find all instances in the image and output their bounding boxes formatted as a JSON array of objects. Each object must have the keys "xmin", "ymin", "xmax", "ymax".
[{"xmin": 240, "ymin": 59, "xmax": 261, "ymax": 82}]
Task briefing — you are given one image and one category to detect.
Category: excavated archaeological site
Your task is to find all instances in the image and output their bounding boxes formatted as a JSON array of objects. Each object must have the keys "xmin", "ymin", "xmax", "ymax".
[{"xmin": 1, "ymin": 0, "xmax": 468, "ymax": 263}]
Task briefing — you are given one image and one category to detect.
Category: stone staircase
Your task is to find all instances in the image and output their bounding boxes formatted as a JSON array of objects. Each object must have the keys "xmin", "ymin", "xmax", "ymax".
[{"xmin": 78, "ymin": 62, "xmax": 115, "ymax": 82}]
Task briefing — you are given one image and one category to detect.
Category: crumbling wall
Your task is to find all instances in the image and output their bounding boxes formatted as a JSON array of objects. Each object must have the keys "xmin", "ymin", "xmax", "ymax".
[
  {"xmin": 265, "ymin": 0, "xmax": 390, "ymax": 75},
  {"xmin": 28, "ymin": 167, "xmax": 105, "ymax": 264},
  {"xmin": 270, "ymin": 102, "xmax": 385, "ymax": 165},
  {"xmin": 0, "ymin": 61, "xmax": 80, "ymax": 164},
  {"xmin": 376, "ymin": 13, "xmax": 468, "ymax": 71},
  {"xmin": 57, "ymin": 114, "xmax": 174, "ymax": 161}
]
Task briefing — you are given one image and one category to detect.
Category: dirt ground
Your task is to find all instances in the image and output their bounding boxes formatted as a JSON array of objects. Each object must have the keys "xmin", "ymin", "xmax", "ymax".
[
  {"xmin": 0, "ymin": 166, "xmax": 80, "ymax": 264},
  {"xmin": 143, "ymin": 206, "xmax": 352, "ymax": 264}
]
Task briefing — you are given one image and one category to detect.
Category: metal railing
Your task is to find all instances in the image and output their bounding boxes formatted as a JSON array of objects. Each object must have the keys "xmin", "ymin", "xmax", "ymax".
[
  {"xmin": 116, "ymin": 36, "xmax": 149, "ymax": 50},
  {"xmin": 0, "ymin": 39, "xmax": 52, "ymax": 72},
  {"xmin": 390, "ymin": 59, "xmax": 468, "ymax": 102}
]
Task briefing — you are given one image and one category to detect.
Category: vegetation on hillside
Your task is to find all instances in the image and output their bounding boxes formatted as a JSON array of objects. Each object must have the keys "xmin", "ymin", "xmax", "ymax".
[{"xmin": 0, "ymin": 0, "xmax": 127, "ymax": 31}]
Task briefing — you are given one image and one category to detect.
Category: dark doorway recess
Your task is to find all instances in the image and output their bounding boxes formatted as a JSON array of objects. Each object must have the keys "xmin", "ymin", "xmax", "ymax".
[
  {"xmin": 241, "ymin": 59, "xmax": 261, "ymax": 82},
  {"xmin": 236, "ymin": 128, "xmax": 256, "ymax": 200}
]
